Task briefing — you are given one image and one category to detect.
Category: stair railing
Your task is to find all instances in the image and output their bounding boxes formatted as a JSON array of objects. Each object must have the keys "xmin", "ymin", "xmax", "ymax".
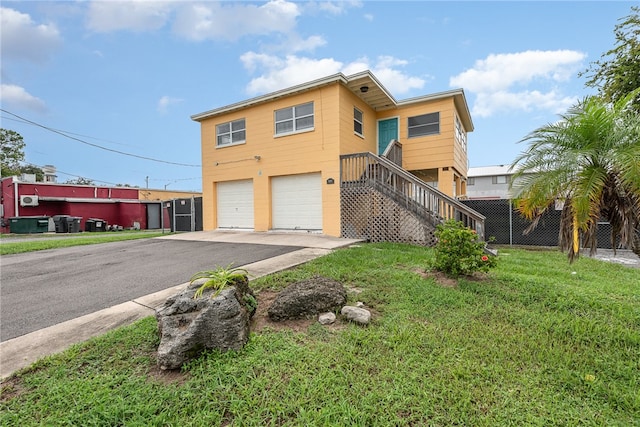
[{"xmin": 340, "ymin": 152, "xmax": 485, "ymax": 240}]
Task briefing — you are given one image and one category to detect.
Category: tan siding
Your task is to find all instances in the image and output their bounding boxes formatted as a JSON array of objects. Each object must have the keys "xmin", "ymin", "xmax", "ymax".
[{"xmin": 199, "ymin": 84, "xmax": 344, "ymax": 235}]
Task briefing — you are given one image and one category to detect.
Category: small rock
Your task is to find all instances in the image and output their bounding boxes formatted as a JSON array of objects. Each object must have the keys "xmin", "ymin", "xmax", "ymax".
[
  {"xmin": 355, "ymin": 301, "xmax": 365, "ymax": 307},
  {"xmin": 341, "ymin": 306, "xmax": 371, "ymax": 325},
  {"xmin": 318, "ymin": 312, "xmax": 336, "ymax": 325}
]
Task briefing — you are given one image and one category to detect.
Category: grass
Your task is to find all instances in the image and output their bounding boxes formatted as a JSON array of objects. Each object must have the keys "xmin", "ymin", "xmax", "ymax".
[
  {"xmin": 0, "ymin": 231, "xmax": 168, "ymax": 255},
  {"xmin": 1, "ymin": 243, "xmax": 638, "ymax": 426}
]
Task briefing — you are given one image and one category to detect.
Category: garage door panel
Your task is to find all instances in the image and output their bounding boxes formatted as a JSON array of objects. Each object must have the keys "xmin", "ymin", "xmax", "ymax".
[
  {"xmin": 272, "ymin": 173, "xmax": 322, "ymax": 230},
  {"xmin": 217, "ymin": 180, "xmax": 254, "ymax": 229}
]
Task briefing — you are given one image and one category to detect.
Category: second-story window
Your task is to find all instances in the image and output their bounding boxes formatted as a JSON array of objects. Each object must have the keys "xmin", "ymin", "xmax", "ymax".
[
  {"xmin": 275, "ymin": 102, "xmax": 314, "ymax": 135},
  {"xmin": 408, "ymin": 112, "xmax": 439, "ymax": 138},
  {"xmin": 455, "ymin": 115, "xmax": 467, "ymax": 152},
  {"xmin": 354, "ymin": 107, "xmax": 364, "ymax": 136},
  {"xmin": 216, "ymin": 119, "xmax": 246, "ymax": 147},
  {"xmin": 492, "ymin": 175, "xmax": 509, "ymax": 185}
]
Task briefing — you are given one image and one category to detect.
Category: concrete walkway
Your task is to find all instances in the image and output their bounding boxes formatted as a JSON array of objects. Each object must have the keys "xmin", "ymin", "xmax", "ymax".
[{"xmin": 0, "ymin": 231, "xmax": 362, "ymax": 380}]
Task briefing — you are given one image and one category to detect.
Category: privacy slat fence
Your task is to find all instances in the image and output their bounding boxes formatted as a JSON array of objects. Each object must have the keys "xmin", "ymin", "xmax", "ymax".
[{"xmin": 340, "ymin": 150, "xmax": 485, "ymax": 246}]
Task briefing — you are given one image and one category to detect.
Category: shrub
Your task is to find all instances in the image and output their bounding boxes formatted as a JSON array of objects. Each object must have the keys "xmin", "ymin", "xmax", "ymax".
[
  {"xmin": 432, "ymin": 220, "xmax": 497, "ymax": 277},
  {"xmin": 190, "ymin": 264, "xmax": 249, "ymax": 299}
]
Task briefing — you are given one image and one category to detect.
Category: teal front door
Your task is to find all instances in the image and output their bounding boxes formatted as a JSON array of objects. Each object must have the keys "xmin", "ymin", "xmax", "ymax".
[{"xmin": 378, "ymin": 118, "xmax": 398, "ymax": 155}]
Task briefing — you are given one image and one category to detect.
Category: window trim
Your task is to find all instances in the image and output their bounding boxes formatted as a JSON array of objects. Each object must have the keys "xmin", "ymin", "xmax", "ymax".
[
  {"xmin": 354, "ymin": 107, "xmax": 364, "ymax": 137},
  {"xmin": 274, "ymin": 101, "xmax": 314, "ymax": 136},
  {"xmin": 216, "ymin": 118, "xmax": 246, "ymax": 148},
  {"xmin": 407, "ymin": 112, "xmax": 440, "ymax": 138},
  {"xmin": 492, "ymin": 175, "xmax": 509, "ymax": 185},
  {"xmin": 455, "ymin": 114, "xmax": 467, "ymax": 152}
]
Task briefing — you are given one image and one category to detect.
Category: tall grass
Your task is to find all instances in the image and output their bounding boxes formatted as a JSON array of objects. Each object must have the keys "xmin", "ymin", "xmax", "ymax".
[{"xmin": 1, "ymin": 244, "xmax": 638, "ymax": 426}]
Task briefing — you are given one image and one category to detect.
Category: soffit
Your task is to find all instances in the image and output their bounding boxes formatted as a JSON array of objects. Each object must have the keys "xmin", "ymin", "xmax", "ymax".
[{"xmin": 343, "ymin": 73, "xmax": 397, "ymax": 111}]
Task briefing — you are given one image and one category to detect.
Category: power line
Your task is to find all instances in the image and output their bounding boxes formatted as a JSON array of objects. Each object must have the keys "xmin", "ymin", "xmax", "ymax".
[
  {"xmin": 22, "ymin": 161, "xmax": 120, "ymax": 186},
  {"xmin": 1, "ymin": 115, "xmax": 139, "ymax": 148},
  {"xmin": 1, "ymin": 109, "xmax": 201, "ymax": 168}
]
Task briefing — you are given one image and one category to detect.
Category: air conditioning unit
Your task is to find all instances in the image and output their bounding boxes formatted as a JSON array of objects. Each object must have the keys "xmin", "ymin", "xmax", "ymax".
[{"xmin": 20, "ymin": 195, "xmax": 39, "ymax": 207}]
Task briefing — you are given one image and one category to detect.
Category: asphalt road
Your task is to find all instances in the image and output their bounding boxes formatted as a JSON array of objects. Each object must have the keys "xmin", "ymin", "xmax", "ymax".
[{"xmin": 0, "ymin": 239, "xmax": 302, "ymax": 341}]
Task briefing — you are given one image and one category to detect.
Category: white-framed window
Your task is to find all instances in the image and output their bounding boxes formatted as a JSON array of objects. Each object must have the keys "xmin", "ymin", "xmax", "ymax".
[
  {"xmin": 455, "ymin": 115, "xmax": 467, "ymax": 152},
  {"xmin": 216, "ymin": 119, "xmax": 246, "ymax": 147},
  {"xmin": 467, "ymin": 177, "xmax": 475, "ymax": 186},
  {"xmin": 274, "ymin": 102, "xmax": 314, "ymax": 135},
  {"xmin": 492, "ymin": 175, "xmax": 509, "ymax": 184},
  {"xmin": 354, "ymin": 107, "xmax": 364, "ymax": 136},
  {"xmin": 408, "ymin": 112, "xmax": 439, "ymax": 138}
]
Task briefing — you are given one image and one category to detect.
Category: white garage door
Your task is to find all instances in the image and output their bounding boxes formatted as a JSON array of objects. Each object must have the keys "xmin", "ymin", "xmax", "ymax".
[
  {"xmin": 272, "ymin": 173, "xmax": 322, "ymax": 231},
  {"xmin": 217, "ymin": 180, "xmax": 254, "ymax": 229}
]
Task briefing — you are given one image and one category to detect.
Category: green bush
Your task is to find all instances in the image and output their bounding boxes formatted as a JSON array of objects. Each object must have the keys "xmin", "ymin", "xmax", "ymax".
[{"xmin": 432, "ymin": 220, "xmax": 497, "ymax": 277}]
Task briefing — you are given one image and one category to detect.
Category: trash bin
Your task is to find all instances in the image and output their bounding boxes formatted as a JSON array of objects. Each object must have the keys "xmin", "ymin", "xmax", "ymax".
[
  {"xmin": 66, "ymin": 217, "xmax": 82, "ymax": 233},
  {"xmin": 85, "ymin": 218, "xmax": 107, "ymax": 232},
  {"xmin": 8, "ymin": 216, "xmax": 51, "ymax": 234},
  {"xmin": 52, "ymin": 215, "xmax": 70, "ymax": 233}
]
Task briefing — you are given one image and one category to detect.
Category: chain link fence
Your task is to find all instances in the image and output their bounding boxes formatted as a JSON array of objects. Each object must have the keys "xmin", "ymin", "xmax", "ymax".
[{"xmin": 462, "ymin": 199, "xmax": 620, "ymax": 249}]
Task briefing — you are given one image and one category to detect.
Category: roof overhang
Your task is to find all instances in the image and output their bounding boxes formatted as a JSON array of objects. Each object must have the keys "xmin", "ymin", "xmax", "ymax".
[
  {"xmin": 191, "ymin": 70, "xmax": 473, "ymax": 132},
  {"xmin": 191, "ymin": 71, "xmax": 400, "ymax": 122},
  {"xmin": 398, "ymin": 89, "xmax": 474, "ymax": 132}
]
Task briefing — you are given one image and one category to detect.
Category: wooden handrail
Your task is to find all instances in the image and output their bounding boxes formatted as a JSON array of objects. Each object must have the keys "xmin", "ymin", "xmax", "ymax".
[{"xmin": 340, "ymin": 152, "xmax": 486, "ymax": 240}]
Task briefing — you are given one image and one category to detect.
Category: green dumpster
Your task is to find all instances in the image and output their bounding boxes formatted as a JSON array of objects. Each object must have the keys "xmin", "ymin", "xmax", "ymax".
[{"xmin": 9, "ymin": 216, "xmax": 51, "ymax": 234}]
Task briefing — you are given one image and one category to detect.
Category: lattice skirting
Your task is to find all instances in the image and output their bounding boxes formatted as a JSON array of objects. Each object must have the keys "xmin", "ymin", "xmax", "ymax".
[{"xmin": 341, "ymin": 186, "xmax": 437, "ymax": 246}]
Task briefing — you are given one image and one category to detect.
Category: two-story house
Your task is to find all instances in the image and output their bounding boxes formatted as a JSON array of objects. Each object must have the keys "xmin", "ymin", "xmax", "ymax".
[{"xmin": 191, "ymin": 70, "xmax": 484, "ymax": 243}]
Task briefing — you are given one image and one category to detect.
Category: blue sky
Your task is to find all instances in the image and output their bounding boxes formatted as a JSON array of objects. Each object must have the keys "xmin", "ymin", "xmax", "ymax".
[{"xmin": 0, "ymin": 1, "xmax": 635, "ymax": 191}]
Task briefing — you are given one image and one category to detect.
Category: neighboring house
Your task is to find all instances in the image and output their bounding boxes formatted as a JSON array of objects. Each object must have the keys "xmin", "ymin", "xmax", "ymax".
[
  {"xmin": 192, "ymin": 70, "xmax": 483, "ymax": 243},
  {"xmin": 466, "ymin": 165, "xmax": 534, "ymax": 200},
  {"xmin": 0, "ymin": 175, "xmax": 202, "ymax": 233},
  {"xmin": 466, "ymin": 165, "xmax": 516, "ymax": 200}
]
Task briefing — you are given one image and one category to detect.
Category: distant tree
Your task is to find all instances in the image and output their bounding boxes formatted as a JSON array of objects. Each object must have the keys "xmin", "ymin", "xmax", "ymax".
[
  {"xmin": 20, "ymin": 164, "xmax": 45, "ymax": 182},
  {"xmin": 1, "ymin": 128, "xmax": 26, "ymax": 177},
  {"xmin": 511, "ymin": 91, "xmax": 640, "ymax": 262},
  {"xmin": 64, "ymin": 177, "xmax": 96, "ymax": 186},
  {"xmin": 0, "ymin": 128, "xmax": 45, "ymax": 180},
  {"xmin": 581, "ymin": 6, "xmax": 640, "ymax": 110}
]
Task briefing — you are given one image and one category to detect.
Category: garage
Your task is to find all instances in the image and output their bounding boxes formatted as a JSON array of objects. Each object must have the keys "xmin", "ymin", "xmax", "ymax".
[
  {"xmin": 272, "ymin": 173, "xmax": 322, "ymax": 231},
  {"xmin": 217, "ymin": 180, "xmax": 254, "ymax": 229}
]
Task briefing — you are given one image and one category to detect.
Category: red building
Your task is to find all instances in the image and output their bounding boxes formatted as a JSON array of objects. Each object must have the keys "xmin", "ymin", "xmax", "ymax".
[{"xmin": 1, "ymin": 176, "xmax": 160, "ymax": 233}]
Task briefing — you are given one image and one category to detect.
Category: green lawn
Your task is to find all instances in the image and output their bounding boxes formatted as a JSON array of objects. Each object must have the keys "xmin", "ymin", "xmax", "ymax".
[
  {"xmin": 1, "ymin": 244, "xmax": 638, "ymax": 426},
  {"xmin": 0, "ymin": 231, "xmax": 167, "ymax": 255}
]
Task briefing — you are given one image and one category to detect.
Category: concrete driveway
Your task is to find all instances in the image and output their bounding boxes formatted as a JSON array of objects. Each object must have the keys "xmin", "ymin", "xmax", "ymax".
[{"xmin": 0, "ymin": 231, "xmax": 362, "ymax": 378}]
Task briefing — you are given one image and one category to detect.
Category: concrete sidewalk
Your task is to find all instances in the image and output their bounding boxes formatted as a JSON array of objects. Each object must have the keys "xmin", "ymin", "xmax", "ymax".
[{"xmin": 0, "ymin": 231, "xmax": 362, "ymax": 380}]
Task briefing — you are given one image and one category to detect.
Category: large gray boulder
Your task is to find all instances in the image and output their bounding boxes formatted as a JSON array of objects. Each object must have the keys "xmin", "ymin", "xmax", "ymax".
[
  {"xmin": 156, "ymin": 277, "xmax": 256, "ymax": 370},
  {"xmin": 268, "ymin": 276, "xmax": 347, "ymax": 321}
]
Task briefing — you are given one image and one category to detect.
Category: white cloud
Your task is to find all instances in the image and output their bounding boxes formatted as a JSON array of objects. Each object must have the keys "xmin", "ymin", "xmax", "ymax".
[
  {"xmin": 364, "ymin": 13, "xmax": 374, "ymax": 22},
  {"xmin": 86, "ymin": 0, "xmax": 174, "ymax": 32},
  {"xmin": 172, "ymin": 0, "xmax": 300, "ymax": 41},
  {"xmin": 449, "ymin": 50, "xmax": 586, "ymax": 117},
  {"xmin": 0, "ymin": 84, "xmax": 47, "ymax": 112},
  {"xmin": 0, "ymin": 7, "xmax": 62, "ymax": 63},
  {"xmin": 242, "ymin": 53, "xmax": 426, "ymax": 96},
  {"xmin": 303, "ymin": 1, "xmax": 363, "ymax": 15},
  {"xmin": 157, "ymin": 95, "xmax": 183, "ymax": 113},
  {"xmin": 242, "ymin": 55, "xmax": 343, "ymax": 94},
  {"xmin": 472, "ymin": 90, "xmax": 577, "ymax": 119},
  {"xmin": 287, "ymin": 35, "xmax": 327, "ymax": 53}
]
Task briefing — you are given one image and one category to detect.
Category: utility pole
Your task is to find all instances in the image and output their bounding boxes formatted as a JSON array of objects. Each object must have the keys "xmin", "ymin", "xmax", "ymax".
[{"xmin": 146, "ymin": 176, "xmax": 149, "ymax": 188}]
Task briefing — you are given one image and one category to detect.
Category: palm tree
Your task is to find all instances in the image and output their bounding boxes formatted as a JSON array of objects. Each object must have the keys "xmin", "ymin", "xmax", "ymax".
[{"xmin": 510, "ymin": 90, "xmax": 640, "ymax": 262}]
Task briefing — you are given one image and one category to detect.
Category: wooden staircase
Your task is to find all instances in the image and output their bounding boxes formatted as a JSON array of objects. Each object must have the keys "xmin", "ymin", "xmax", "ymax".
[{"xmin": 340, "ymin": 142, "xmax": 485, "ymax": 245}]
